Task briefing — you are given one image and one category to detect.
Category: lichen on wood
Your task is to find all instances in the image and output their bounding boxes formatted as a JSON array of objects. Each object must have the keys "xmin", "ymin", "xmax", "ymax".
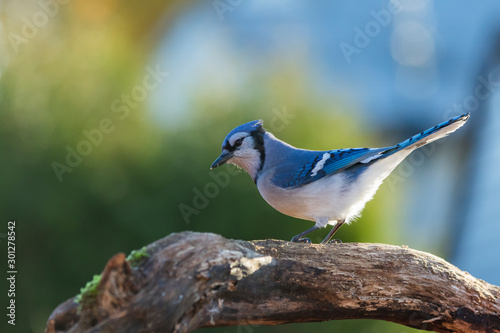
[{"xmin": 46, "ymin": 232, "xmax": 500, "ymax": 333}]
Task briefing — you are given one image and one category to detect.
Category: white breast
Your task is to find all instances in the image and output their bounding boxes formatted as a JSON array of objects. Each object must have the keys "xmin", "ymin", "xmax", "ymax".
[
  {"xmin": 256, "ymin": 151, "xmax": 409, "ymax": 226},
  {"xmin": 257, "ymin": 171, "xmax": 352, "ymax": 225}
]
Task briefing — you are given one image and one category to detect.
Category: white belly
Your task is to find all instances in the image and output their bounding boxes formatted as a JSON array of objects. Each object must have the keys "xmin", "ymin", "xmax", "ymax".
[{"xmin": 256, "ymin": 153, "xmax": 408, "ymax": 225}]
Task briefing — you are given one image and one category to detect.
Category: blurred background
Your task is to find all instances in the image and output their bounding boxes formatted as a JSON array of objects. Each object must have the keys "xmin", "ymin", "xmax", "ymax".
[{"xmin": 1, "ymin": 0, "xmax": 499, "ymax": 332}]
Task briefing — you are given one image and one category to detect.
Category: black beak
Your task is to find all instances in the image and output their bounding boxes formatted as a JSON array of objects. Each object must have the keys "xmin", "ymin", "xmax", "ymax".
[{"xmin": 211, "ymin": 151, "xmax": 232, "ymax": 169}]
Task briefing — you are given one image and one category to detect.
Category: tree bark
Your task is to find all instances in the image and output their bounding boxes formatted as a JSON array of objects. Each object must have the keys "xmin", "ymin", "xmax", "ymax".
[{"xmin": 45, "ymin": 231, "xmax": 500, "ymax": 333}]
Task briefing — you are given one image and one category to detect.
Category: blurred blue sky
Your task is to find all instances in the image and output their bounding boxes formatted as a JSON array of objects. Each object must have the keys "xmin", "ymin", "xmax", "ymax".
[
  {"xmin": 149, "ymin": 0, "xmax": 500, "ymax": 284},
  {"xmin": 151, "ymin": 0, "xmax": 500, "ymax": 126}
]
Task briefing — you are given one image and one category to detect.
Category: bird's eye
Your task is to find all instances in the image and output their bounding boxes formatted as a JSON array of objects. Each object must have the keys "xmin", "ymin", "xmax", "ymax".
[{"xmin": 234, "ymin": 138, "xmax": 244, "ymax": 147}]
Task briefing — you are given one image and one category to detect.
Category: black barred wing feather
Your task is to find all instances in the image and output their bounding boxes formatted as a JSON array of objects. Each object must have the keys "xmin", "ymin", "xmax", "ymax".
[
  {"xmin": 274, "ymin": 113, "xmax": 470, "ymax": 189},
  {"xmin": 283, "ymin": 148, "xmax": 385, "ymax": 188}
]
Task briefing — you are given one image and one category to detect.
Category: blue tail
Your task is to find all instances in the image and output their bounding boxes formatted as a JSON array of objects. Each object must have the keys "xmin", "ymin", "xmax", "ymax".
[{"xmin": 383, "ymin": 113, "xmax": 470, "ymax": 155}]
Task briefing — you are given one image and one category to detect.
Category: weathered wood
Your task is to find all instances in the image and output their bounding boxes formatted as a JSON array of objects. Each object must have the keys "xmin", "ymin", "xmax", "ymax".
[{"xmin": 46, "ymin": 231, "xmax": 500, "ymax": 333}]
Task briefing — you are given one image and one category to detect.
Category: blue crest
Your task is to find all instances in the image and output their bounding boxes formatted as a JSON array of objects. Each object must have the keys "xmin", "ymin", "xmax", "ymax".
[{"xmin": 222, "ymin": 120, "xmax": 264, "ymax": 147}]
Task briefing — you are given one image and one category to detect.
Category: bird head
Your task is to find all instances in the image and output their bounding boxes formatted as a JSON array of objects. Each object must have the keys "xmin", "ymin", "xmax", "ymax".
[{"xmin": 211, "ymin": 120, "xmax": 266, "ymax": 180}]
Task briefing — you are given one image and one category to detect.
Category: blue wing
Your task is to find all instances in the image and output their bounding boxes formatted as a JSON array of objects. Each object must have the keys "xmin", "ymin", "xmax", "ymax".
[
  {"xmin": 282, "ymin": 147, "xmax": 386, "ymax": 188},
  {"xmin": 277, "ymin": 113, "xmax": 470, "ymax": 189}
]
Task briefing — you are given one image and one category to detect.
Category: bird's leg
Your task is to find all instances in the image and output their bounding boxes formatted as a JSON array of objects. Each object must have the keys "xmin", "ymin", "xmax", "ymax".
[
  {"xmin": 290, "ymin": 225, "xmax": 320, "ymax": 243},
  {"xmin": 321, "ymin": 220, "xmax": 345, "ymax": 244}
]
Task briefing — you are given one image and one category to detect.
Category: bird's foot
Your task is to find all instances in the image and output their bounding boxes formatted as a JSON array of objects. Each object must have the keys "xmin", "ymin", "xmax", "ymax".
[
  {"xmin": 290, "ymin": 237, "xmax": 311, "ymax": 244},
  {"xmin": 328, "ymin": 239, "xmax": 342, "ymax": 244}
]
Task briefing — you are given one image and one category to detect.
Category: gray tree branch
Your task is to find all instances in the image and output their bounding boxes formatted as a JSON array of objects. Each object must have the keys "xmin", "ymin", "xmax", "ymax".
[{"xmin": 45, "ymin": 232, "xmax": 500, "ymax": 333}]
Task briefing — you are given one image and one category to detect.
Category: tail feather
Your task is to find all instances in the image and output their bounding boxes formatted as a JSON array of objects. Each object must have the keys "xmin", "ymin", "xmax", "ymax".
[{"xmin": 383, "ymin": 113, "xmax": 470, "ymax": 155}]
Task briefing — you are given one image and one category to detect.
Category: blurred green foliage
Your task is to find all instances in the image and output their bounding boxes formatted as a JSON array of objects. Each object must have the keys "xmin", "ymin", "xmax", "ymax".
[{"xmin": 0, "ymin": 1, "xmax": 420, "ymax": 332}]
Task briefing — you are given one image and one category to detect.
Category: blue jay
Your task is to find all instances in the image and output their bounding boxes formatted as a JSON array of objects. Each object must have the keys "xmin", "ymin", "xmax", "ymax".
[{"xmin": 211, "ymin": 113, "xmax": 470, "ymax": 244}]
